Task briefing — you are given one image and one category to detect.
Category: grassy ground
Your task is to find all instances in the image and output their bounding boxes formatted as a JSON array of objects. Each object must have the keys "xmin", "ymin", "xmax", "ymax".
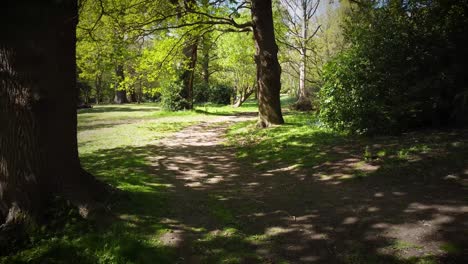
[
  {"xmin": 0, "ymin": 101, "xmax": 261, "ymax": 264},
  {"xmin": 1, "ymin": 98, "xmax": 467, "ymax": 263},
  {"xmin": 225, "ymin": 113, "xmax": 468, "ymax": 263}
]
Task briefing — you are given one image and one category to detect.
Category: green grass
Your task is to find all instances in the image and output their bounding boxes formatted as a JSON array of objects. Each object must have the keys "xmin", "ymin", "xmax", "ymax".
[
  {"xmin": 226, "ymin": 112, "xmax": 346, "ymax": 170},
  {"xmin": 1, "ymin": 101, "xmax": 268, "ymax": 264},
  {"xmin": 227, "ymin": 111, "xmax": 468, "ymax": 183},
  {"xmin": 3, "ymin": 99, "xmax": 466, "ymax": 263}
]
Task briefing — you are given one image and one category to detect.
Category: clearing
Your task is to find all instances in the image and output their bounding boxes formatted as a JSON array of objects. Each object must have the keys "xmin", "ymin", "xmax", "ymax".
[{"xmin": 3, "ymin": 101, "xmax": 467, "ymax": 264}]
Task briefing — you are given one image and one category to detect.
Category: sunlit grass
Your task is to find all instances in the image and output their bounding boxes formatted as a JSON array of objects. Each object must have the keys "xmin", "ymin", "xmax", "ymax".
[
  {"xmin": 3, "ymin": 100, "xmax": 466, "ymax": 264},
  {"xmin": 226, "ymin": 112, "xmax": 346, "ymax": 170}
]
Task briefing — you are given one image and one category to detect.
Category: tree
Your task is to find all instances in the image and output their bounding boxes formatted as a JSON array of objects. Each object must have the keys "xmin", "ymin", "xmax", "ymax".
[
  {"xmin": 148, "ymin": 0, "xmax": 285, "ymax": 125},
  {"xmin": 0, "ymin": 0, "xmax": 111, "ymax": 230},
  {"xmin": 278, "ymin": 0, "xmax": 321, "ymax": 110},
  {"xmin": 214, "ymin": 31, "xmax": 256, "ymax": 107},
  {"xmin": 251, "ymin": 0, "xmax": 285, "ymax": 126},
  {"xmin": 319, "ymin": 0, "xmax": 468, "ymax": 134}
]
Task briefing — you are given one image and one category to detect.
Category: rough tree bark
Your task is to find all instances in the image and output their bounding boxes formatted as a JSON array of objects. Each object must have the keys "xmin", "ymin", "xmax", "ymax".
[
  {"xmin": 251, "ymin": 0, "xmax": 285, "ymax": 127},
  {"xmin": 114, "ymin": 65, "xmax": 128, "ymax": 104},
  {"xmin": 0, "ymin": 0, "xmax": 111, "ymax": 229}
]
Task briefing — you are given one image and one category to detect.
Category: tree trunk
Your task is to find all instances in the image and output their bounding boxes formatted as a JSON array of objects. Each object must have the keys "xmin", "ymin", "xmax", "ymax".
[
  {"xmin": 201, "ymin": 37, "xmax": 210, "ymax": 87},
  {"xmin": 294, "ymin": 1, "xmax": 312, "ymax": 111},
  {"xmin": 0, "ymin": 0, "xmax": 111, "ymax": 229},
  {"xmin": 95, "ymin": 74, "xmax": 102, "ymax": 105},
  {"xmin": 180, "ymin": 38, "xmax": 198, "ymax": 110},
  {"xmin": 130, "ymin": 88, "xmax": 137, "ymax": 103},
  {"xmin": 293, "ymin": 48, "xmax": 312, "ymax": 111},
  {"xmin": 114, "ymin": 65, "xmax": 127, "ymax": 104},
  {"xmin": 251, "ymin": 0, "xmax": 285, "ymax": 127},
  {"xmin": 234, "ymin": 86, "xmax": 255, "ymax": 108}
]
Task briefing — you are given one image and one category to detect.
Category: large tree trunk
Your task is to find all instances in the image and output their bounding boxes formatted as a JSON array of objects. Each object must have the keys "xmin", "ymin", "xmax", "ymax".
[
  {"xmin": 0, "ymin": 0, "xmax": 111, "ymax": 229},
  {"xmin": 251, "ymin": 0, "xmax": 285, "ymax": 127},
  {"xmin": 114, "ymin": 65, "xmax": 128, "ymax": 104}
]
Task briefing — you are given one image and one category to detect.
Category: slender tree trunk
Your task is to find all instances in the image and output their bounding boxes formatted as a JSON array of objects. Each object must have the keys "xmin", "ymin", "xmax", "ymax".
[
  {"xmin": 174, "ymin": 0, "xmax": 198, "ymax": 110},
  {"xmin": 294, "ymin": 1, "xmax": 312, "ymax": 111},
  {"xmin": 180, "ymin": 38, "xmax": 198, "ymax": 109},
  {"xmin": 137, "ymin": 78, "xmax": 143, "ymax": 104},
  {"xmin": 233, "ymin": 86, "xmax": 254, "ymax": 108},
  {"xmin": 114, "ymin": 65, "xmax": 127, "ymax": 104},
  {"xmin": 95, "ymin": 74, "xmax": 102, "ymax": 105},
  {"xmin": 201, "ymin": 37, "xmax": 210, "ymax": 87},
  {"xmin": 0, "ymin": 0, "xmax": 111, "ymax": 229},
  {"xmin": 130, "ymin": 88, "xmax": 137, "ymax": 103},
  {"xmin": 251, "ymin": 0, "xmax": 284, "ymax": 127}
]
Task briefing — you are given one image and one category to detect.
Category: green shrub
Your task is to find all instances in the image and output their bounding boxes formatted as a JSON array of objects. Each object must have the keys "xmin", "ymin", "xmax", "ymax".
[
  {"xmin": 193, "ymin": 83, "xmax": 210, "ymax": 104},
  {"xmin": 208, "ymin": 84, "xmax": 233, "ymax": 105},
  {"xmin": 318, "ymin": 0, "xmax": 468, "ymax": 134},
  {"xmin": 160, "ymin": 82, "xmax": 188, "ymax": 111}
]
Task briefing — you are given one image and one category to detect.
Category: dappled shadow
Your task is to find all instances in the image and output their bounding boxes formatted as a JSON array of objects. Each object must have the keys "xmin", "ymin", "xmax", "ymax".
[
  {"xmin": 78, "ymin": 105, "xmax": 159, "ymax": 114},
  {"xmin": 78, "ymin": 119, "xmax": 468, "ymax": 263},
  {"xmin": 77, "ymin": 120, "xmax": 134, "ymax": 132},
  {"xmin": 194, "ymin": 108, "xmax": 259, "ymax": 117}
]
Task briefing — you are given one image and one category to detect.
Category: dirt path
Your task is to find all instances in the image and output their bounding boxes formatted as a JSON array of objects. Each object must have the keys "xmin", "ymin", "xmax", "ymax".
[{"xmin": 146, "ymin": 114, "xmax": 467, "ymax": 263}]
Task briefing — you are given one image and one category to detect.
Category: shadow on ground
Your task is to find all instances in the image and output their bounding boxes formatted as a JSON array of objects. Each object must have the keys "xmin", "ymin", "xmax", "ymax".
[{"xmin": 75, "ymin": 122, "xmax": 468, "ymax": 263}]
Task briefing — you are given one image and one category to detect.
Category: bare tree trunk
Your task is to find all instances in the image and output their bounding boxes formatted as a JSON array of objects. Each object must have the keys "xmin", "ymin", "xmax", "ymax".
[
  {"xmin": 251, "ymin": 0, "xmax": 285, "ymax": 127},
  {"xmin": 0, "ymin": 0, "xmax": 111, "ymax": 230},
  {"xmin": 130, "ymin": 88, "xmax": 137, "ymax": 103},
  {"xmin": 95, "ymin": 74, "xmax": 102, "ymax": 105},
  {"xmin": 233, "ymin": 86, "xmax": 255, "ymax": 108},
  {"xmin": 114, "ymin": 65, "xmax": 127, "ymax": 104},
  {"xmin": 180, "ymin": 38, "xmax": 198, "ymax": 109},
  {"xmin": 201, "ymin": 37, "xmax": 210, "ymax": 87},
  {"xmin": 294, "ymin": 0, "xmax": 313, "ymax": 111}
]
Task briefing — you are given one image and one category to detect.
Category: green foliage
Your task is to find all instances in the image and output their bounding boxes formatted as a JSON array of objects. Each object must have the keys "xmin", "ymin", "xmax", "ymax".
[
  {"xmin": 159, "ymin": 82, "xmax": 188, "ymax": 111},
  {"xmin": 194, "ymin": 83, "xmax": 233, "ymax": 105},
  {"xmin": 319, "ymin": 48, "xmax": 393, "ymax": 134},
  {"xmin": 319, "ymin": 0, "xmax": 468, "ymax": 134},
  {"xmin": 227, "ymin": 111, "xmax": 344, "ymax": 170},
  {"xmin": 210, "ymin": 31, "xmax": 256, "ymax": 102},
  {"xmin": 209, "ymin": 84, "xmax": 233, "ymax": 105}
]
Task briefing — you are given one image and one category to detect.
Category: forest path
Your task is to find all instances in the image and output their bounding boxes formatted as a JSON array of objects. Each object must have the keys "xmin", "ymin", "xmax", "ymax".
[{"xmin": 144, "ymin": 113, "xmax": 468, "ymax": 263}]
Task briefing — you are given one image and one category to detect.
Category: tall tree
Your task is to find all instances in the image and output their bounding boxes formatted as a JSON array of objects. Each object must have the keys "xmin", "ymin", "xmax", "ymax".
[
  {"xmin": 0, "ymin": 0, "xmax": 110, "ymax": 230},
  {"xmin": 278, "ymin": 0, "xmax": 321, "ymax": 110},
  {"xmin": 251, "ymin": 0, "xmax": 285, "ymax": 126}
]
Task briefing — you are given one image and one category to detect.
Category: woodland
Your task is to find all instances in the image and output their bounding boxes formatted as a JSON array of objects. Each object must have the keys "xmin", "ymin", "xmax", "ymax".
[{"xmin": 1, "ymin": 0, "xmax": 467, "ymax": 263}]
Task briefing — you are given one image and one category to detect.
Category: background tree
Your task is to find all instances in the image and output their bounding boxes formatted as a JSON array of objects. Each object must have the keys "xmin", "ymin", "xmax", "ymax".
[
  {"xmin": 277, "ymin": 0, "xmax": 321, "ymax": 111},
  {"xmin": 213, "ymin": 31, "xmax": 256, "ymax": 107}
]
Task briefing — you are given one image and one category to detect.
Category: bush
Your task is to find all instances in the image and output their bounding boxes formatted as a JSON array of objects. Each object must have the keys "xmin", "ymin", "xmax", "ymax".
[
  {"xmin": 160, "ymin": 82, "xmax": 188, "ymax": 111},
  {"xmin": 208, "ymin": 84, "xmax": 233, "ymax": 105},
  {"xmin": 318, "ymin": 0, "xmax": 468, "ymax": 135},
  {"xmin": 193, "ymin": 83, "xmax": 209, "ymax": 104},
  {"xmin": 194, "ymin": 83, "xmax": 233, "ymax": 105}
]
